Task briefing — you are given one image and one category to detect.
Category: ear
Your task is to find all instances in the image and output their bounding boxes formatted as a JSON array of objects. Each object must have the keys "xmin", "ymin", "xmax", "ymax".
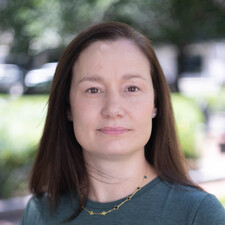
[
  {"xmin": 152, "ymin": 108, "xmax": 157, "ymax": 118},
  {"xmin": 67, "ymin": 110, "xmax": 73, "ymax": 121}
]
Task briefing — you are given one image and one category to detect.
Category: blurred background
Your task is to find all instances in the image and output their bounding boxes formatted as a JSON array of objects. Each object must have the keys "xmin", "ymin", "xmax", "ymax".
[{"xmin": 0, "ymin": 0, "xmax": 225, "ymax": 224}]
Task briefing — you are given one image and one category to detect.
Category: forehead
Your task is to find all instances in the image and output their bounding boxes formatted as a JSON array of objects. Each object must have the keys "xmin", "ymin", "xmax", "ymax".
[
  {"xmin": 77, "ymin": 38, "xmax": 147, "ymax": 61},
  {"xmin": 72, "ymin": 39, "xmax": 151, "ymax": 81}
]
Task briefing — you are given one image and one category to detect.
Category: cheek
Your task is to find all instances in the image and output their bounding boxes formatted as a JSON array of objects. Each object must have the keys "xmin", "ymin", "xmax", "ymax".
[
  {"xmin": 135, "ymin": 100, "xmax": 154, "ymax": 135},
  {"xmin": 71, "ymin": 107, "xmax": 91, "ymax": 147},
  {"xmin": 71, "ymin": 100, "xmax": 98, "ymax": 129},
  {"xmin": 134, "ymin": 97, "xmax": 154, "ymax": 119}
]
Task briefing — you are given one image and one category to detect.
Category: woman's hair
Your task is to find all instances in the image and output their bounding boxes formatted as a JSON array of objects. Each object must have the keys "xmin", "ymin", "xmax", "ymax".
[{"xmin": 29, "ymin": 21, "xmax": 200, "ymax": 221}]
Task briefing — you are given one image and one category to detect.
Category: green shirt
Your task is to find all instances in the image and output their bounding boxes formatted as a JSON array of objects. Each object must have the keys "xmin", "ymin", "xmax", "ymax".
[{"xmin": 20, "ymin": 177, "xmax": 225, "ymax": 225}]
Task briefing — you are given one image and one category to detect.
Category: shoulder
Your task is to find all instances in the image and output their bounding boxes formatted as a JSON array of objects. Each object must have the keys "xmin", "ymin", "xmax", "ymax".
[
  {"xmin": 20, "ymin": 194, "xmax": 76, "ymax": 225},
  {"xmin": 158, "ymin": 180, "xmax": 225, "ymax": 224},
  {"xmin": 154, "ymin": 179, "xmax": 208, "ymax": 204},
  {"xmin": 20, "ymin": 195, "xmax": 49, "ymax": 225},
  {"xmin": 193, "ymin": 194, "xmax": 225, "ymax": 225}
]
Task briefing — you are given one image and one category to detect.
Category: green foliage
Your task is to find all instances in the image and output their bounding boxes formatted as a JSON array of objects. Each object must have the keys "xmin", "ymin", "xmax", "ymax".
[
  {"xmin": 1, "ymin": 0, "xmax": 225, "ymax": 55},
  {"xmin": 220, "ymin": 197, "xmax": 225, "ymax": 208},
  {"xmin": 0, "ymin": 95, "xmax": 48, "ymax": 198},
  {"xmin": 171, "ymin": 94, "xmax": 205, "ymax": 158},
  {"xmin": 0, "ymin": 0, "xmax": 116, "ymax": 54},
  {"xmin": 206, "ymin": 87, "xmax": 225, "ymax": 112}
]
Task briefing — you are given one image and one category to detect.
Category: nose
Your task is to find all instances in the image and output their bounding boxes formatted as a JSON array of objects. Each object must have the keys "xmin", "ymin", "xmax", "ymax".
[{"xmin": 101, "ymin": 92, "xmax": 125, "ymax": 119}]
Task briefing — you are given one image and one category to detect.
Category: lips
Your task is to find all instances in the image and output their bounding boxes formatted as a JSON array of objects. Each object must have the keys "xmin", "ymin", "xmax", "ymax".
[{"xmin": 98, "ymin": 127, "xmax": 130, "ymax": 135}]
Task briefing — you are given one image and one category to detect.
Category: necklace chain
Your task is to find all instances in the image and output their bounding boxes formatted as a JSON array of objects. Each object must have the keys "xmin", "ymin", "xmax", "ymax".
[{"xmin": 82, "ymin": 175, "xmax": 147, "ymax": 216}]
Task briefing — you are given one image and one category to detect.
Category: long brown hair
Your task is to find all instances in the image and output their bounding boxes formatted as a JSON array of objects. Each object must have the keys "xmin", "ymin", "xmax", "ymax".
[{"xmin": 29, "ymin": 22, "xmax": 200, "ymax": 221}]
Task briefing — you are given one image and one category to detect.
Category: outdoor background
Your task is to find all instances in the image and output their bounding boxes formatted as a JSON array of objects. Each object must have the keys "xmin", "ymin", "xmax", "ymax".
[{"xmin": 0, "ymin": 0, "xmax": 225, "ymax": 224}]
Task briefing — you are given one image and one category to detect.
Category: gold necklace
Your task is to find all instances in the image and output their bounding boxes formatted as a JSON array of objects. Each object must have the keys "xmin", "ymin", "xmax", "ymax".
[{"xmin": 82, "ymin": 175, "xmax": 147, "ymax": 216}]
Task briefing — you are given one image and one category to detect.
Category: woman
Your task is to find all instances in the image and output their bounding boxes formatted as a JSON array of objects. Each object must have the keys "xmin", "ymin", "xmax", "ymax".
[{"xmin": 20, "ymin": 22, "xmax": 225, "ymax": 224}]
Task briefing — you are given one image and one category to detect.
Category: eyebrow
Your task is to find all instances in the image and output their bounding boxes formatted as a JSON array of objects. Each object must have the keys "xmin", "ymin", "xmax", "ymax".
[
  {"xmin": 122, "ymin": 73, "xmax": 147, "ymax": 81},
  {"xmin": 77, "ymin": 76, "xmax": 104, "ymax": 84},
  {"xmin": 77, "ymin": 73, "xmax": 147, "ymax": 84}
]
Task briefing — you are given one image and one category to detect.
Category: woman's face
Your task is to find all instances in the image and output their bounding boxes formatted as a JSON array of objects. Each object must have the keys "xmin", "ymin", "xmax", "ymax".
[{"xmin": 69, "ymin": 39, "xmax": 156, "ymax": 160}]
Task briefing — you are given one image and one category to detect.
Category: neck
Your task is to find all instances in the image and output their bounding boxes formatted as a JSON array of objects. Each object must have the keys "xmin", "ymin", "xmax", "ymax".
[{"xmin": 83, "ymin": 152, "xmax": 157, "ymax": 203}]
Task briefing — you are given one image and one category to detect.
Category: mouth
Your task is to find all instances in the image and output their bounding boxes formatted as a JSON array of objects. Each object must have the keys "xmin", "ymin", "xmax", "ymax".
[{"xmin": 97, "ymin": 127, "xmax": 130, "ymax": 135}]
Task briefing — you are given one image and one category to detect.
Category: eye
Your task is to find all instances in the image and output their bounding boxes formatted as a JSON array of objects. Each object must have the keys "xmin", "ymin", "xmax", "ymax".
[
  {"xmin": 86, "ymin": 87, "xmax": 101, "ymax": 94},
  {"xmin": 127, "ymin": 86, "xmax": 139, "ymax": 92}
]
